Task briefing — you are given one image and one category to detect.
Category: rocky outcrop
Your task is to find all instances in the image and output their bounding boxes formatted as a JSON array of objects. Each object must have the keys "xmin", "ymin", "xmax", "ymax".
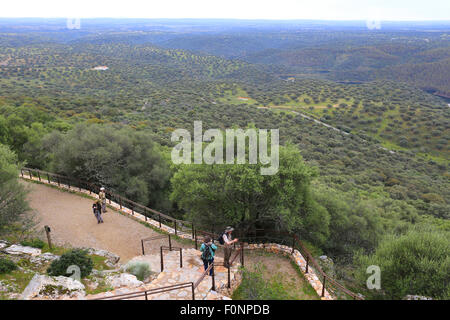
[
  {"xmin": 85, "ymin": 248, "xmax": 120, "ymax": 267},
  {"xmin": 106, "ymin": 273, "xmax": 144, "ymax": 289},
  {"xmin": 21, "ymin": 274, "xmax": 85, "ymax": 300},
  {"xmin": 0, "ymin": 240, "xmax": 8, "ymax": 250},
  {"xmin": 30, "ymin": 252, "xmax": 59, "ymax": 266},
  {"xmin": 404, "ymin": 295, "xmax": 433, "ymax": 300},
  {"xmin": 3, "ymin": 244, "xmax": 42, "ymax": 256}
]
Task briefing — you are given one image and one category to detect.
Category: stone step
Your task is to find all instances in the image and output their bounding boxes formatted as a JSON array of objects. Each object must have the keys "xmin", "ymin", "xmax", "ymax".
[{"xmin": 86, "ymin": 248, "xmax": 238, "ymax": 300}]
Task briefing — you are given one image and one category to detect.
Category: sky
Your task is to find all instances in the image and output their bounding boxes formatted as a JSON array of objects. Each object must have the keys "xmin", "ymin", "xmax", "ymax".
[{"xmin": 0, "ymin": 0, "xmax": 449, "ymax": 21}]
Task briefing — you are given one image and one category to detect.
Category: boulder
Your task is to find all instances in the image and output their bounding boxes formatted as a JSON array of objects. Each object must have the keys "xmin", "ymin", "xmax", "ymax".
[
  {"xmin": 21, "ymin": 274, "xmax": 85, "ymax": 300},
  {"xmin": 85, "ymin": 248, "xmax": 120, "ymax": 266},
  {"xmin": 317, "ymin": 255, "xmax": 335, "ymax": 278},
  {"xmin": 0, "ymin": 240, "xmax": 8, "ymax": 250},
  {"xmin": 0, "ymin": 280, "xmax": 15, "ymax": 293},
  {"xmin": 30, "ymin": 252, "xmax": 59, "ymax": 265},
  {"xmin": 404, "ymin": 295, "xmax": 433, "ymax": 300},
  {"xmin": 4, "ymin": 244, "xmax": 41, "ymax": 256},
  {"xmin": 106, "ymin": 273, "xmax": 144, "ymax": 289}
]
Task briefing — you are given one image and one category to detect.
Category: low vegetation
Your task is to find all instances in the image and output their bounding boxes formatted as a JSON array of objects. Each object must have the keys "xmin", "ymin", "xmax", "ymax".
[
  {"xmin": 47, "ymin": 249, "xmax": 94, "ymax": 278},
  {"xmin": 125, "ymin": 261, "xmax": 152, "ymax": 281},
  {"xmin": 0, "ymin": 258, "xmax": 17, "ymax": 274}
]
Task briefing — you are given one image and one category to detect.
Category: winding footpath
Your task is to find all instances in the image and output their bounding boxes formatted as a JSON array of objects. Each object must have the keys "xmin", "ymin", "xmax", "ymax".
[{"xmin": 24, "ymin": 181, "xmax": 189, "ymax": 262}]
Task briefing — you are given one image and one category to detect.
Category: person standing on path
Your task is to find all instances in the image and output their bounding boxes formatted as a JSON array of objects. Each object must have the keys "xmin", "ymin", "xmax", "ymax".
[
  {"xmin": 92, "ymin": 200, "xmax": 104, "ymax": 224},
  {"xmin": 99, "ymin": 187, "xmax": 107, "ymax": 213},
  {"xmin": 200, "ymin": 236, "xmax": 217, "ymax": 276},
  {"xmin": 222, "ymin": 226, "xmax": 238, "ymax": 268}
]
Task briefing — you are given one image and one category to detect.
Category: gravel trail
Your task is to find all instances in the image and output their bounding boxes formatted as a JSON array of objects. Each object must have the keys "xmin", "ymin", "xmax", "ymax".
[{"xmin": 24, "ymin": 181, "xmax": 188, "ymax": 262}]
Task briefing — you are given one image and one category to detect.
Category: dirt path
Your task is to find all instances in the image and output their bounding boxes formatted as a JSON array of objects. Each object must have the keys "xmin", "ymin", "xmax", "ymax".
[{"xmin": 24, "ymin": 181, "xmax": 188, "ymax": 262}]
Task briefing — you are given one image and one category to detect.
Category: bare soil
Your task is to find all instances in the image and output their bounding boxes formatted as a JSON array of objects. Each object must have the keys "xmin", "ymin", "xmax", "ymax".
[{"xmin": 24, "ymin": 181, "xmax": 189, "ymax": 262}]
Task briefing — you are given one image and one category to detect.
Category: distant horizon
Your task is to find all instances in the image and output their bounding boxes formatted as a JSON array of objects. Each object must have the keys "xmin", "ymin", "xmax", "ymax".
[
  {"xmin": 1, "ymin": 17, "xmax": 450, "ymax": 22},
  {"xmin": 1, "ymin": 0, "xmax": 449, "ymax": 21}
]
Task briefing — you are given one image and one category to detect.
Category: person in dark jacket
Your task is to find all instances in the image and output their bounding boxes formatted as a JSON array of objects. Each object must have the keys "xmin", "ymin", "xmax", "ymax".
[{"xmin": 92, "ymin": 201, "xmax": 103, "ymax": 224}]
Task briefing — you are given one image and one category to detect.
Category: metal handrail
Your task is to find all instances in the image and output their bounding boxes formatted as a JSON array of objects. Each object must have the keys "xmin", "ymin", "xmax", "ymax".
[
  {"xmin": 21, "ymin": 167, "xmax": 362, "ymax": 300},
  {"xmin": 194, "ymin": 262, "xmax": 215, "ymax": 290},
  {"xmin": 94, "ymin": 282, "xmax": 195, "ymax": 300},
  {"xmin": 160, "ymin": 245, "xmax": 183, "ymax": 272},
  {"xmin": 21, "ymin": 167, "xmax": 195, "ymax": 238},
  {"xmin": 141, "ymin": 234, "xmax": 172, "ymax": 255}
]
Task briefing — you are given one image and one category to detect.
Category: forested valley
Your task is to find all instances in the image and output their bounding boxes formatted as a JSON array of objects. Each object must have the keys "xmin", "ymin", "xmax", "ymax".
[{"xmin": 0, "ymin": 19, "xmax": 448, "ymax": 299}]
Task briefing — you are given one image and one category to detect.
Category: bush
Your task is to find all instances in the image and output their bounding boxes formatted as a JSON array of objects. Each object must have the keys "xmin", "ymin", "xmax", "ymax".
[
  {"xmin": 355, "ymin": 228, "xmax": 450, "ymax": 299},
  {"xmin": 0, "ymin": 257, "xmax": 18, "ymax": 274},
  {"xmin": 125, "ymin": 261, "xmax": 151, "ymax": 281},
  {"xmin": 20, "ymin": 238, "xmax": 46, "ymax": 249},
  {"xmin": 47, "ymin": 249, "xmax": 93, "ymax": 278},
  {"xmin": 0, "ymin": 144, "xmax": 30, "ymax": 235}
]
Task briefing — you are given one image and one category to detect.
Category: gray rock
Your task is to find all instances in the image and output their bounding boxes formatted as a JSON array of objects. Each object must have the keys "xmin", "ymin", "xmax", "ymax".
[
  {"xmin": 106, "ymin": 273, "xmax": 144, "ymax": 289},
  {"xmin": 4, "ymin": 244, "xmax": 41, "ymax": 256},
  {"xmin": 91, "ymin": 268, "xmax": 120, "ymax": 277},
  {"xmin": 30, "ymin": 252, "xmax": 59, "ymax": 265},
  {"xmin": 21, "ymin": 274, "xmax": 85, "ymax": 300},
  {"xmin": 404, "ymin": 295, "xmax": 433, "ymax": 300},
  {"xmin": 0, "ymin": 240, "xmax": 8, "ymax": 250},
  {"xmin": 316, "ymin": 255, "xmax": 335, "ymax": 278},
  {"xmin": 85, "ymin": 248, "xmax": 120, "ymax": 265}
]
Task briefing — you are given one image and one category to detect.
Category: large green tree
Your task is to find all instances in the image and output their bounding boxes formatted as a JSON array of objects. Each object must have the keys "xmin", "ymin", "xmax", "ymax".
[
  {"xmin": 43, "ymin": 123, "xmax": 172, "ymax": 211},
  {"xmin": 0, "ymin": 144, "xmax": 30, "ymax": 234},
  {"xmin": 170, "ymin": 143, "xmax": 329, "ymax": 243}
]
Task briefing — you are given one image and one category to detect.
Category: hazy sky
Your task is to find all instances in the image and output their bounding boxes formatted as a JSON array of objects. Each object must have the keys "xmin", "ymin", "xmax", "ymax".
[{"xmin": 1, "ymin": 0, "xmax": 449, "ymax": 21}]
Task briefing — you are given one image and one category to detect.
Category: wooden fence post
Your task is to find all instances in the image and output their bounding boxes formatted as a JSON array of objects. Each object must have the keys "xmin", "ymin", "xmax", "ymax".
[
  {"xmin": 291, "ymin": 235, "xmax": 295, "ymax": 254},
  {"xmin": 44, "ymin": 225, "xmax": 52, "ymax": 250},
  {"xmin": 306, "ymin": 256, "xmax": 309, "ymax": 273},
  {"xmin": 322, "ymin": 275, "xmax": 326, "ymax": 297},
  {"xmin": 194, "ymin": 230, "xmax": 198, "ymax": 250},
  {"xmin": 211, "ymin": 264, "xmax": 216, "ymax": 291},
  {"xmin": 160, "ymin": 247, "xmax": 164, "ymax": 272}
]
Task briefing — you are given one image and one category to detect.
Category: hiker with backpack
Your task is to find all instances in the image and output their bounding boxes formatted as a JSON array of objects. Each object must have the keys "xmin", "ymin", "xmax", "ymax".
[
  {"xmin": 200, "ymin": 236, "xmax": 217, "ymax": 276},
  {"xmin": 219, "ymin": 226, "xmax": 238, "ymax": 268},
  {"xmin": 92, "ymin": 200, "xmax": 104, "ymax": 224}
]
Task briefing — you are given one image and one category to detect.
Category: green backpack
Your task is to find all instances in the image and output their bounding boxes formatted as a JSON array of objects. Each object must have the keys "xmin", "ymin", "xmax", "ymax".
[{"xmin": 201, "ymin": 244, "xmax": 213, "ymax": 261}]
